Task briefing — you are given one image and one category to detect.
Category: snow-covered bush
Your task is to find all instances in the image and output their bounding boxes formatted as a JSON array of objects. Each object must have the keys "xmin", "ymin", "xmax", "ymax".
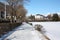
[{"xmin": 34, "ymin": 24, "xmax": 46, "ymax": 34}]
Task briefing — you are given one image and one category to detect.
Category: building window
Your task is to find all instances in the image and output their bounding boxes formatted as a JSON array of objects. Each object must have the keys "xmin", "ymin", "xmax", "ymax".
[{"xmin": 1, "ymin": 11, "xmax": 4, "ymax": 18}]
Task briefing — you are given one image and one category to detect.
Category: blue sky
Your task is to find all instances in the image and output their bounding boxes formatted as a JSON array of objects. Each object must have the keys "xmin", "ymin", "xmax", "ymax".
[
  {"xmin": 25, "ymin": 0, "xmax": 60, "ymax": 15},
  {"xmin": 0, "ymin": 0, "xmax": 60, "ymax": 16}
]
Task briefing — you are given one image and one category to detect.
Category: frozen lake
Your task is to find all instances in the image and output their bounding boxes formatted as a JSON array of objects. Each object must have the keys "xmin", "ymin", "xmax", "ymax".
[{"xmin": 30, "ymin": 22, "xmax": 60, "ymax": 40}]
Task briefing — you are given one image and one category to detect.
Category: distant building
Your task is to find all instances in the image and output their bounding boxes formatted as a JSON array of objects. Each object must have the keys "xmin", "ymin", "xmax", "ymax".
[
  {"xmin": 26, "ymin": 14, "xmax": 50, "ymax": 22},
  {"xmin": 0, "ymin": 2, "xmax": 12, "ymax": 20},
  {"xmin": 0, "ymin": 2, "xmax": 5, "ymax": 19},
  {"xmin": 35, "ymin": 14, "xmax": 48, "ymax": 21}
]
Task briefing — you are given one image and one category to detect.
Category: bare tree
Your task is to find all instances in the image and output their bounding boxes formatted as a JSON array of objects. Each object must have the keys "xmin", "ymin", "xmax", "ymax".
[
  {"xmin": 16, "ymin": 5, "xmax": 27, "ymax": 22},
  {"xmin": 5, "ymin": 0, "xmax": 29, "ymax": 6},
  {"xmin": 5, "ymin": 0, "xmax": 29, "ymax": 23},
  {"xmin": 52, "ymin": 13, "xmax": 59, "ymax": 21}
]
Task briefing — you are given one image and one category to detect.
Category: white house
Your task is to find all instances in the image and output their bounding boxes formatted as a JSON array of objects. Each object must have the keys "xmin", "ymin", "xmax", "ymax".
[{"xmin": 35, "ymin": 14, "xmax": 48, "ymax": 21}]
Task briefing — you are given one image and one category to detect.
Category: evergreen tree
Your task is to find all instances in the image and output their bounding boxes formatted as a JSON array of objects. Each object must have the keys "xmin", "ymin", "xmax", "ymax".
[{"xmin": 52, "ymin": 13, "xmax": 59, "ymax": 21}]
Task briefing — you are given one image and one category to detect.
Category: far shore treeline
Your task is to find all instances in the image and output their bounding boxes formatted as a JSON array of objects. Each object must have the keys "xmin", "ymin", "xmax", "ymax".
[{"xmin": 26, "ymin": 13, "xmax": 60, "ymax": 22}]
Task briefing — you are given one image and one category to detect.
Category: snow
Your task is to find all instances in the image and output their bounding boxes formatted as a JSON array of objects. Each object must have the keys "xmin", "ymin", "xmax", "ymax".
[
  {"xmin": 30, "ymin": 22, "xmax": 60, "ymax": 40},
  {"xmin": 4, "ymin": 30, "xmax": 40, "ymax": 40},
  {"xmin": 1, "ymin": 22, "xmax": 60, "ymax": 40},
  {"xmin": 3, "ymin": 22, "xmax": 41, "ymax": 40}
]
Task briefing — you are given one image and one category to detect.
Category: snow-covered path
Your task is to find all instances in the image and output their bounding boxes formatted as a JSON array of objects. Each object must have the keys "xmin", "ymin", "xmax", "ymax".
[{"xmin": 3, "ymin": 22, "xmax": 42, "ymax": 40}]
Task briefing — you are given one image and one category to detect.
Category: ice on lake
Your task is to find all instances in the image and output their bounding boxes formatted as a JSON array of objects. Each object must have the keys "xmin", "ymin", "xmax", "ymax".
[{"xmin": 30, "ymin": 22, "xmax": 60, "ymax": 40}]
